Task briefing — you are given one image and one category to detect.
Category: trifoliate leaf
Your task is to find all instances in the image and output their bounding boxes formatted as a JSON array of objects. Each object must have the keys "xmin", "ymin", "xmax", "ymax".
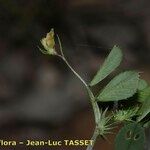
[
  {"xmin": 137, "ymin": 98, "xmax": 150, "ymax": 122},
  {"xmin": 90, "ymin": 46, "xmax": 122, "ymax": 86},
  {"xmin": 115, "ymin": 123, "xmax": 145, "ymax": 150},
  {"xmin": 97, "ymin": 71, "xmax": 139, "ymax": 102},
  {"xmin": 138, "ymin": 86, "xmax": 150, "ymax": 103},
  {"xmin": 138, "ymin": 79, "xmax": 148, "ymax": 91}
]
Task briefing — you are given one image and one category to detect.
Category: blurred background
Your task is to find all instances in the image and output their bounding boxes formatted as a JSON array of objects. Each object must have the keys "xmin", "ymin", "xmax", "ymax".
[{"xmin": 0, "ymin": 0, "xmax": 150, "ymax": 149}]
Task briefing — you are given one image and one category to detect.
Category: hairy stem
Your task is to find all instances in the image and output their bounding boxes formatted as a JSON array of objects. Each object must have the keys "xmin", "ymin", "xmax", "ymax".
[
  {"xmin": 57, "ymin": 55, "xmax": 100, "ymax": 150},
  {"xmin": 86, "ymin": 128, "xmax": 99, "ymax": 150},
  {"xmin": 61, "ymin": 56, "xmax": 88, "ymax": 87},
  {"xmin": 58, "ymin": 55, "xmax": 100, "ymax": 124},
  {"xmin": 57, "ymin": 37, "xmax": 100, "ymax": 150}
]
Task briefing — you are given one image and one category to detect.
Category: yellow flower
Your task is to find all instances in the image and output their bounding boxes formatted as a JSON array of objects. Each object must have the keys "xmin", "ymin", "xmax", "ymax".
[{"xmin": 40, "ymin": 28, "xmax": 56, "ymax": 55}]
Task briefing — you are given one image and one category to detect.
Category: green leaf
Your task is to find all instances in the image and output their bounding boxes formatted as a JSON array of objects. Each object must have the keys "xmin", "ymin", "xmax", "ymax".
[
  {"xmin": 115, "ymin": 123, "xmax": 145, "ymax": 150},
  {"xmin": 138, "ymin": 79, "xmax": 148, "ymax": 91},
  {"xmin": 138, "ymin": 86, "xmax": 150, "ymax": 103},
  {"xmin": 90, "ymin": 45, "xmax": 123, "ymax": 86},
  {"xmin": 137, "ymin": 98, "xmax": 150, "ymax": 122},
  {"xmin": 97, "ymin": 71, "xmax": 139, "ymax": 102}
]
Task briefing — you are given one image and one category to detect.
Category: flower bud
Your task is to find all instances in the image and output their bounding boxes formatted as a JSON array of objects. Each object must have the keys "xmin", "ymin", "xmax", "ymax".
[{"xmin": 41, "ymin": 28, "xmax": 56, "ymax": 55}]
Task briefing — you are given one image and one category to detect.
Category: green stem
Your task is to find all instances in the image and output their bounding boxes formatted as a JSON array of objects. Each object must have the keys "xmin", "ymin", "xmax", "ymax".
[
  {"xmin": 86, "ymin": 128, "xmax": 99, "ymax": 150},
  {"xmin": 58, "ymin": 55, "xmax": 100, "ymax": 125},
  {"xmin": 57, "ymin": 55, "xmax": 100, "ymax": 150},
  {"xmin": 57, "ymin": 37, "xmax": 100, "ymax": 150},
  {"xmin": 61, "ymin": 56, "xmax": 88, "ymax": 87}
]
